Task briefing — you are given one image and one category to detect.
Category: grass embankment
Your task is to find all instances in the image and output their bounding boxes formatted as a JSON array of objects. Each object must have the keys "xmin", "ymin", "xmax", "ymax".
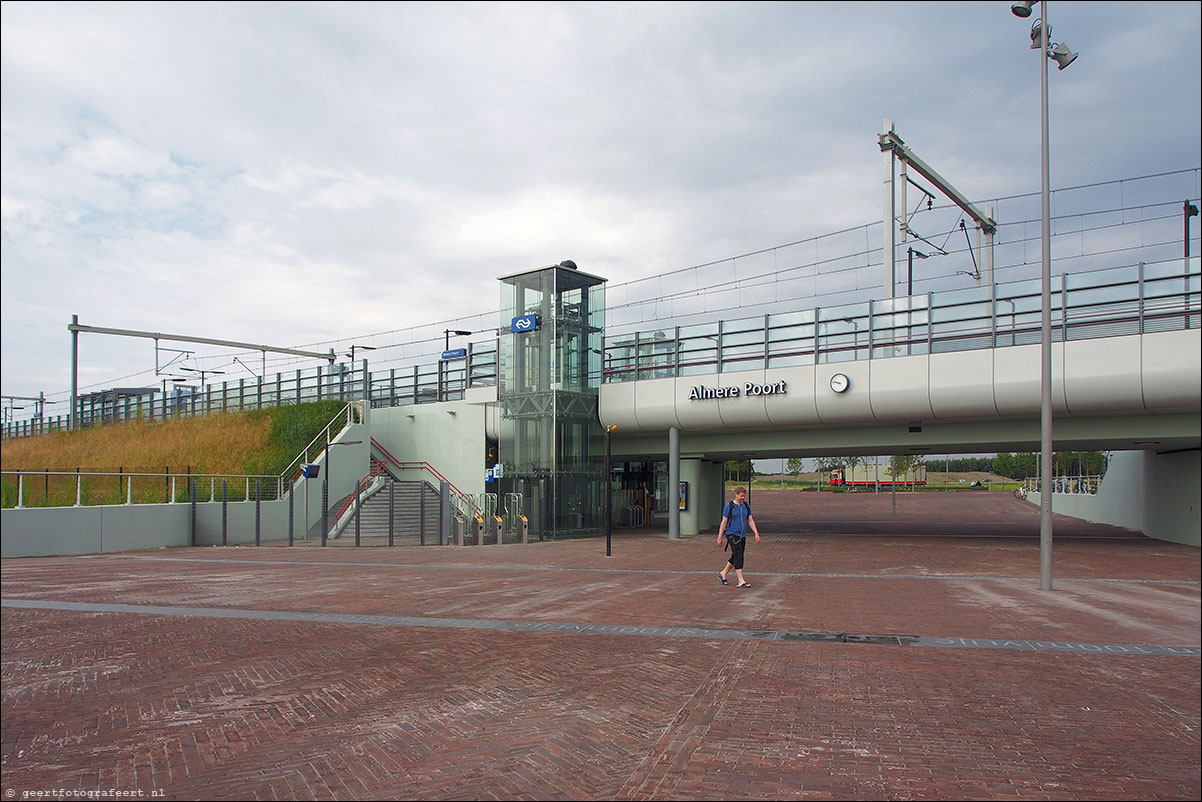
[{"xmin": 1, "ymin": 401, "xmax": 347, "ymax": 507}]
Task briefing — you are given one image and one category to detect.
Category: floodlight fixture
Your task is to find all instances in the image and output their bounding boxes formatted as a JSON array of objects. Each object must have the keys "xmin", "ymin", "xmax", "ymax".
[
  {"xmin": 1030, "ymin": 20, "xmax": 1047, "ymax": 49},
  {"xmin": 1049, "ymin": 42, "xmax": 1078, "ymax": 70},
  {"xmin": 1011, "ymin": 1, "xmax": 1037, "ymax": 18}
]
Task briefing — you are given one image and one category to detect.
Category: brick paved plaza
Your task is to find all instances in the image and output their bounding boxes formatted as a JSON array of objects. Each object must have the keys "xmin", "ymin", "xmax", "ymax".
[{"xmin": 2, "ymin": 492, "xmax": 1199, "ymax": 800}]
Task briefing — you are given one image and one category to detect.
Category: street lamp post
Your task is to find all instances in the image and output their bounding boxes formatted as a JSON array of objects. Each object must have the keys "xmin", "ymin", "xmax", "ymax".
[
  {"xmin": 1011, "ymin": 0, "xmax": 1077, "ymax": 590},
  {"xmin": 605, "ymin": 424, "xmax": 618, "ymax": 556},
  {"xmin": 321, "ymin": 438, "xmax": 364, "ymax": 547},
  {"xmin": 1186, "ymin": 201, "xmax": 1199, "ymax": 329},
  {"xmin": 444, "ymin": 329, "xmax": 472, "ymax": 351},
  {"xmin": 348, "ymin": 344, "xmax": 376, "ymax": 363}
]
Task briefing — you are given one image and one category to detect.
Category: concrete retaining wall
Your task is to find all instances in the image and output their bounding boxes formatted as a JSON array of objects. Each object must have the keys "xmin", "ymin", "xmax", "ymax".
[
  {"xmin": 1044, "ymin": 449, "xmax": 1200, "ymax": 546},
  {"xmin": 1, "ymin": 495, "xmax": 306, "ymax": 557},
  {"xmin": 1, "ymin": 504, "xmax": 190, "ymax": 557}
]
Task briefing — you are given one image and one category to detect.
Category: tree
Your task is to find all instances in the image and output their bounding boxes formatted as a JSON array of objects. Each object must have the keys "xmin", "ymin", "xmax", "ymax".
[
  {"xmin": 892, "ymin": 454, "xmax": 925, "ymax": 491},
  {"xmin": 724, "ymin": 459, "xmax": 753, "ymax": 484},
  {"xmin": 814, "ymin": 456, "xmax": 843, "ymax": 492},
  {"xmin": 786, "ymin": 458, "xmax": 804, "ymax": 477}
]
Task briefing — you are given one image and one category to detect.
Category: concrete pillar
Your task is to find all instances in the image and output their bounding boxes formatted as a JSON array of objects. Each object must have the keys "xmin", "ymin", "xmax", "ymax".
[
  {"xmin": 703, "ymin": 460, "xmax": 726, "ymax": 531},
  {"xmin": 680, "ymin": 458, "xmax": 703, "ymax": 536},
  {"xmin": 668, "ymin": 426, "xmax": 680, "ymax": 540}
]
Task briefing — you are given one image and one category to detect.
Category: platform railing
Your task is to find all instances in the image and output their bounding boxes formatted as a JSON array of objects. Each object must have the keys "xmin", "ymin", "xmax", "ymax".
[{"xmin": 603, "ymin": 257, "xmax": 1199, "ymax": 382}]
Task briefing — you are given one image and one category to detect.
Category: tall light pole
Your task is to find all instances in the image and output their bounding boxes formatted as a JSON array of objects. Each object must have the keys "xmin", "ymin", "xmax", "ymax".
[
  {"xmin": 321, "ymin": 438, "xmax": 363, "ymax": 547},
  {"xmin": 1186, "ymin": 200, "xmax": 1199, "ymax": 330},
  {"xmin": 604, "ymin": 424, "xmax": 618, "ymax": 556},
  {"xmin": 444, "ymin": 329, "xmax": 472, "ymax": 351},
  {"xmin": 348, "ymin": 344, "xmax": 376, "ymax": 363},
  {"xmin": 1011, "ymin": 0, "xmax": 1077, "ymax": 590}
]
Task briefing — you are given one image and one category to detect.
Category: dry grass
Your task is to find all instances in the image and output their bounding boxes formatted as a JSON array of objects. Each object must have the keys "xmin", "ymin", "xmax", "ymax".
[{"xmin": 1, "ymin": 413, "xmax": 272, "ymax": 474}]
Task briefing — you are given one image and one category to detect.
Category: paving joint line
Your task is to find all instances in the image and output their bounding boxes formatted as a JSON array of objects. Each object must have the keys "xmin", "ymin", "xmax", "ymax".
[
  {"xmin": 61, "ymin": 555, "xmax": 1202, "ymax": 586},
  {"xmin": 3, "ymin": 598, "xmax": 1197, "ymax": 657}
]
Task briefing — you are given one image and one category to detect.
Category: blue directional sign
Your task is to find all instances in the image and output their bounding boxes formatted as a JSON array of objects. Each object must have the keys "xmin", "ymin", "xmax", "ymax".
[
  {"xmin": 441, "ymin": 348, "xmax": 467, "ymax": 360},
  {"xmin": 511, "ymin": 314, "xmax": 541, "ymax": 333}
]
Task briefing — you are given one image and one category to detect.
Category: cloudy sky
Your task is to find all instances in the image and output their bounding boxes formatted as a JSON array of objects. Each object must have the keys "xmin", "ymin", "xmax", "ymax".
[{"xmin": 2, "ymin": 1, "xmax": 1199, "ymax": 415}]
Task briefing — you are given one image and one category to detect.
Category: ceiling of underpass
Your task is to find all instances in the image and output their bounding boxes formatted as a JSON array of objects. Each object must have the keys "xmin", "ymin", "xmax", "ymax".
[{"xmin": 609, "ymin": 412, "xmax": 1201, "ymax": 462}]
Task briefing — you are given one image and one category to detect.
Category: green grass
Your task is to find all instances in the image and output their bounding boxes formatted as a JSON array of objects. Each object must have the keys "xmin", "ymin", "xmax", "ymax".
[{"xmin": 2, "ymin": 401, "xmax": 348, "ymax": 508}]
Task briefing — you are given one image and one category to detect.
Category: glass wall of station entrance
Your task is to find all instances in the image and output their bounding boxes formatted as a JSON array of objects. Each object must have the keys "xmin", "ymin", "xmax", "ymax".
[{"xmin": 497, "ymin": 263, "xmax": 606, "ymax": 538}]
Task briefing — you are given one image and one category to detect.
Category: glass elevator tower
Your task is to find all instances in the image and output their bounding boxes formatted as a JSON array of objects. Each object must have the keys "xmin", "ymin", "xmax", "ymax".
[{"xmin": 498, "ymin": 261, "xmax": 606, "ymax": 538}]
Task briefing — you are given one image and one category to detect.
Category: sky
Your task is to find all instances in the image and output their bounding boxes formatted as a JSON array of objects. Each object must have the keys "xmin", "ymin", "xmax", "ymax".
[{"xmin": 2, "ymin": 1, "xmax": 1200, "ymax": 418}]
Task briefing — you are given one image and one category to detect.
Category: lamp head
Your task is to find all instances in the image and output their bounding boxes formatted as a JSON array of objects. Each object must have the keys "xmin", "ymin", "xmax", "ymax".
[
  {"xmin": 1011, "ymin": 0, "xmax": 1036, "ymax": 18},
  {"xmin": 1049, "ymin": 42, "xmax": 1078, "ymax": 70},
  {"xmin": 1029, "ymin": 20, "xmax": 1048, "ymax": 49}
]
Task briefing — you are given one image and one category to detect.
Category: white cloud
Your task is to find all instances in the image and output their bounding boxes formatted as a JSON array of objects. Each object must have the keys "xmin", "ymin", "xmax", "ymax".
[{"xmin": 2, "ymin": 1, "xmax": 1199, "ymax": 406}]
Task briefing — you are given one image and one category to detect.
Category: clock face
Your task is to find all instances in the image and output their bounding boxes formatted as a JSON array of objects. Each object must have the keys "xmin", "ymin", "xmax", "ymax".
[{"xmin": 829, "ymin": 373, "xmax": 850, "ymax": 393}]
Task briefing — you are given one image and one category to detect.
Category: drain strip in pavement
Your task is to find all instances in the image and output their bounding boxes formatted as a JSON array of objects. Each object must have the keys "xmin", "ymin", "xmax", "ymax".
[{"xmin": 4, "ymin": 598, "xmax": 1197, "ymax": 656}]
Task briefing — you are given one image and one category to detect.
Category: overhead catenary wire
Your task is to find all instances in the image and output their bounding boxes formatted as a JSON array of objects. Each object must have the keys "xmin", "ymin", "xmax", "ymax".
[{"xmin": 30, "ymin": 168, "xmax": 1202, "ymax": 403}]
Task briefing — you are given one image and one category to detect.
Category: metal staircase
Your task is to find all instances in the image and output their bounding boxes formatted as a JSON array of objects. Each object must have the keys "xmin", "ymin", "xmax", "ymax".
[{"xmin": 328, "ymin": 478, "xmax": 442, "ymax": 546}]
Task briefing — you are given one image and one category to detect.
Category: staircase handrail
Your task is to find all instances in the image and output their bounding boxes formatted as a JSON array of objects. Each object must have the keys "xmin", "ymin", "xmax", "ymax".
[
  {"xmin": 330, "ymin": 458, "xmax": 392, "ymax": 523},
  {"xmin": 370, "ymin": 438, "xmax": 481, "ymax": 517},
  {"xmin": 278, "ymin": 402, "xmax": 364, "ymax": 488}
]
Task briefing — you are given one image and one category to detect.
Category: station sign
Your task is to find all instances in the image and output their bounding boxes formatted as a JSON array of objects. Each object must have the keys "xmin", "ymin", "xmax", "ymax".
[
  {"xmin": 511, "ymin": 314, "xmax": 541, "ymax": 333},
  {"xmin": 687, "ymin": 380, "xmax": 788, "ymax": 400},
  {"xmin": 441, "ymin": 348, "xmax": 467, "ymax": 360}
]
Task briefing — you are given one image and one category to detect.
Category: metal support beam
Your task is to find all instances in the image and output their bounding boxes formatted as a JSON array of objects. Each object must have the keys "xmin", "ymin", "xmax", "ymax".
[
  {"xmin": 880, "ymin": 127, "xmax": 999, "ymax": 297},
  {"xmin": 882, "ymin": 118, "xmax": 897, "ymax": 297},
  {"xmin": 879, "ymin": 130, "xmax": 998, "ymax": 235},
  {"xmin": 68, "ymin": 320, "xmax": 336, "ymax": 361}
]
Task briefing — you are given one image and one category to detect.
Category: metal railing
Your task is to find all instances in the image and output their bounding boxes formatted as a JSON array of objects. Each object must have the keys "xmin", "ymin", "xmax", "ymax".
[
  {"xmin": 603, "ymin": 257, "xmax": 1199, "ymax": 382},
  {"xmin": 1, "ymin": 469, "xmax": 283, "ymax": 509},
  {"xmin": 1016, "ymin": 474, "xmax": 1104, "ymax": 500},
  {"xmin": 277, "ymin": 401, "xmax": 366, "ymax": 487},
  {"xmin": 369, "ymin": 437, "xmax": 481, "ymax": 520},
  {"xmin": 2, "ymin": 403, "xmax": 364, "ymax": 510},
  {"xmin": 3, "ymin": 347, "xmax": 497, "ymax": 438}
]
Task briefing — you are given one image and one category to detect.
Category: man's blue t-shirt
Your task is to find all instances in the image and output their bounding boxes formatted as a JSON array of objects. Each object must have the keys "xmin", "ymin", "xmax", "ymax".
[{"xmin": 723, "ymin": 501, "xmax": 751, "ymax": 537}]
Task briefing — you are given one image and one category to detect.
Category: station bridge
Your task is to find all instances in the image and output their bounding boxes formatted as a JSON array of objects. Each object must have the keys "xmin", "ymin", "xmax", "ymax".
[
  {"xmin": 599, "ymin": 257, "xmax": 1200, "ymax": 459},
  {"xmin": 597, "ymin": 257, "xmax": 1200, "ymax": 542}
]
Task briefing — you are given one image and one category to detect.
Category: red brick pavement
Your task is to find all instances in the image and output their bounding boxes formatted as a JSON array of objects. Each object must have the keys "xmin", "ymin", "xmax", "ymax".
[{"xmin": 2, "ymin": 493, "xmax": 1199, "ymax": 801}]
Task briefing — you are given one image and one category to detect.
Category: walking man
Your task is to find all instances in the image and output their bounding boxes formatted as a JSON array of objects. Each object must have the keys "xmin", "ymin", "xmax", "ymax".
[{"xmin": 718, "ymin": 486, "xmax": 761, "ymax": 588}]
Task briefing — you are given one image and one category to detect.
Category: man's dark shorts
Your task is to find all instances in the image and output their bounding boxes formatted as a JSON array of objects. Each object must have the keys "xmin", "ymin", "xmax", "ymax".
[{"xmin": 726, "ymin": 535, "xmax": 746, "ymax": 569}]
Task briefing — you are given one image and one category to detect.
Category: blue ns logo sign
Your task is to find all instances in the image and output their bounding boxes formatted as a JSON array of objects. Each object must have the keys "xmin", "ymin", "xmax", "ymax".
[{"xmin": 511, "ymin": 315, "xmax": 541, "ymax": 333}]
